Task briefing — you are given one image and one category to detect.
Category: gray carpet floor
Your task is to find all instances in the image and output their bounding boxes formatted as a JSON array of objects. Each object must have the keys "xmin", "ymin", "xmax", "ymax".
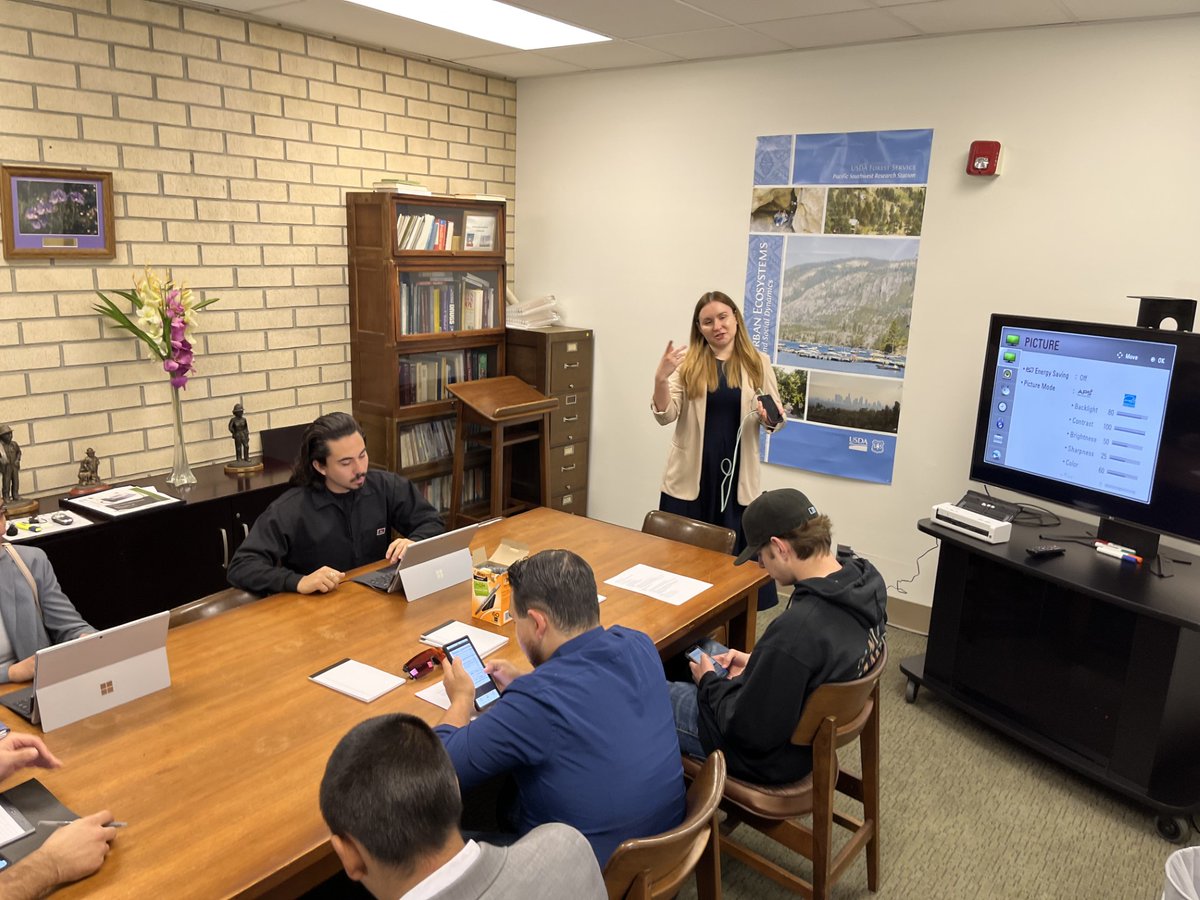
[{"xmin": 678, "ymin": 609, "xmax": 1198, "ymax": 900}]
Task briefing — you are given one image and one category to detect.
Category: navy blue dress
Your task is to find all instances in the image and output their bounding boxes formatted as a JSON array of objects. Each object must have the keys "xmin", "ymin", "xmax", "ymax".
[{"xmin": 659, "ymin": 362, "xmax": 778, "ymax": 610}]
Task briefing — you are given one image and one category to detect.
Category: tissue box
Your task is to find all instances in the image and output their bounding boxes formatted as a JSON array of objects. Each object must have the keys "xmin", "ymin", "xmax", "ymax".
[{"xmin": 470, "ymin": 539, "xmax": 528, "ymax": 626}]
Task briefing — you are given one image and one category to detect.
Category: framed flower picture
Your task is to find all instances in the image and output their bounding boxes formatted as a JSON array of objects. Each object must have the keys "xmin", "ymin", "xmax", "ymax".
[{"xmin": 1, "ymin": 165, "xmax": 115, "ymax": 259}]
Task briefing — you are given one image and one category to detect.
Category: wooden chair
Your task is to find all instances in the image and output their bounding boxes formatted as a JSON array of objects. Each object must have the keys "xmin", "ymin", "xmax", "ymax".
[
  {"xmin": 169, "ymin": 587, "xmax": 260, "ymax": 628},
  {"xmin": 603, "ymin": 751, "xmax": 726, "ymax": 900},
  {"xmin": 642, "ymin": 510, "xmax": 737, "ymax": 556},
  {"xmin": 682, "ymin": 647, "xmax": 888, "ymax": 899}
]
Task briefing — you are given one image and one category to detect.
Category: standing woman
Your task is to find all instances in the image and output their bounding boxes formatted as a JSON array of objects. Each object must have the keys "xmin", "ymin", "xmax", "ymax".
[{"xmin": 652, "ymin": 291, "xmax": 786, "ymax": 609}]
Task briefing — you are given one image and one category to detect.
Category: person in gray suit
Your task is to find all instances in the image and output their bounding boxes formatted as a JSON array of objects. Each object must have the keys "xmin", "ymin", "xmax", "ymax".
[
  {"xmin": 319, "ymin": 713, "xmax": 607, "ymax": 900},
  {"xmin": 0, "ymin": 502, "xmax": 95, "ymax": 683}
]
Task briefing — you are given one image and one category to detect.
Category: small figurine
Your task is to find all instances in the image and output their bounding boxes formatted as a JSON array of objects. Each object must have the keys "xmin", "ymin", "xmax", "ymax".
[
  {"xmin": 78, "ymin": 447, "xmax": 100, "ymax": 485},
  {"xmin": 224, "ymin": 401, "xmax": 263, "ymax": 476},
  {"xmin": 0, "ymin": 424, "xmax": 20, "ymax": 502},
  {"xmin": 68, "ymin": 447, "xmax": 109, "ymax": 497},
  {"xmin": 229, "ymin": 403, "xmax": 250, "ymax": 462},
  {"xmin": 0, "ymin": 424, "xmax": 37, "ymax": 516}
]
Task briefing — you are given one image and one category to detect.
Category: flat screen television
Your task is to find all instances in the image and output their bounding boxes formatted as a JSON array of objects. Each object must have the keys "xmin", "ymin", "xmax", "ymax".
[{"xmin": 969, "ymin": 314, "xmax": 1200, "ymax": 553}]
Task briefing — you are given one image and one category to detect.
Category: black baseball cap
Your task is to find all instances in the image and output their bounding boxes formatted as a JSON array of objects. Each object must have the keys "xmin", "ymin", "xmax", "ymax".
[{"xmin": 734, "ymin": 488, "xmax": 820, "ymax": 565}]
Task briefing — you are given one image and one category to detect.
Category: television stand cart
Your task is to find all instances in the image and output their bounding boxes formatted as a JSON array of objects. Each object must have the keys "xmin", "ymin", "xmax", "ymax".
[{"xmin": 901, "ymin": 515, "xmax": 1200, "ymax": 842}]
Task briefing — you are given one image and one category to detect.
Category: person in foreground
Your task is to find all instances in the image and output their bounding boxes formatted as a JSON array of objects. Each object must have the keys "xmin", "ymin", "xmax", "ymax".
[
  {"xmin": 669, "ymin": 488, "xmax": 887, "ymax": 784},
  {"xmin": 227, "ymin": 412, "xmax": 444, "ymax": 595},
  {"xmin": 652, "ymin": 290, "xmax": 786, "ymax": 609},
  {"xmin": 435, "ymin": 549, "xmax": 685, "ymax": 864},
  {"xmin": 319, "ymin": 713, "xmax": 606, "ymax": 900},
  {"xmin": 0, "ymin": 503, "xmax": 96, "ymax": 683},
  {"xmin": 0, "ymin": 733, "xmax": 117, "ymax": 898}
]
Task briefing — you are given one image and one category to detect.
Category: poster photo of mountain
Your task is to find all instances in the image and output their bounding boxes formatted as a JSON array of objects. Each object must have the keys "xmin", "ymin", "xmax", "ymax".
[
  {"xmin": 741, "ymin": 128, "xmax": 933, "ymax": 484},
  {"xmin": 776, "ymin": 235, "xmax": 917, "ymax": 380}
]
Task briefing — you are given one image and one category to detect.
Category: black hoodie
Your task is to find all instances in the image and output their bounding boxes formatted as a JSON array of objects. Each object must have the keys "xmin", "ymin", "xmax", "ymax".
[{"xmin": 696, "ymin": 549, "xmax": 887, "ymax": 784}]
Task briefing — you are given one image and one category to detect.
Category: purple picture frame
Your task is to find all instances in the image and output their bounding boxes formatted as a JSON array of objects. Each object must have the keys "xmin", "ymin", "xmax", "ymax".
[{"xmin": 1, "ymin": 165, "xmax": 115, "ymax": 259}]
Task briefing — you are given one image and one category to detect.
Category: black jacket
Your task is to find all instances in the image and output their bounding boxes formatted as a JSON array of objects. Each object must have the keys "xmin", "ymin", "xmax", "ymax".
[
  {"xmin": 696, "ymin": 550, "xmax": 887, "ymax": 784},
  {"xmin": 226, "ymin": 469, "xmax": 444, "ymax": 595}
]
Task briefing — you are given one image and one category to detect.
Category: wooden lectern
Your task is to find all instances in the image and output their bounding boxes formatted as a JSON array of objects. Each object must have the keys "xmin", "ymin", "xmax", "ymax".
[{"xmin": 446, "ymin": 376, "xmax": 559, "ymax": 526}]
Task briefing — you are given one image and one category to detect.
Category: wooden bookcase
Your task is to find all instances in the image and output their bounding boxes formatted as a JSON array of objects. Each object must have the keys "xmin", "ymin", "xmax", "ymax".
[{"xmin": 347, "ymin": 191, "xmax": 507, "ymax": 512}]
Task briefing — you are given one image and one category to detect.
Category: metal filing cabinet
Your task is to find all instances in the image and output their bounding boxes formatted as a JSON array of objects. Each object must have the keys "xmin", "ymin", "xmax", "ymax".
[{"xmin": 505, "ymin": 325, "xmax": 593, "ymax": 516}]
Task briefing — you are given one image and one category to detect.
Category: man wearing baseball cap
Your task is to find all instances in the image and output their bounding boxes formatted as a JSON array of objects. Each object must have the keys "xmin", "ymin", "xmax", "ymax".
[{"xmin": 668, "ymin": 488, "xmax": 887, "ymax": 784}]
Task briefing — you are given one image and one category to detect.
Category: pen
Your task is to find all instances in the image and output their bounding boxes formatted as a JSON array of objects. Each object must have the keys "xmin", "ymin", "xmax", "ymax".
[
  {"xmin": 1095, "ymin": 544, "xmax": 1141, "ymax": 564},
  {"xmin": 37, "ymin": 820, "xmax": 127, "ymax": 828}
]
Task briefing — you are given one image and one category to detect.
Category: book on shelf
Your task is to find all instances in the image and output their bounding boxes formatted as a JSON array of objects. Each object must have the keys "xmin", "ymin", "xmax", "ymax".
[
  {"xmin": 398, "ymin": 349, "xmax": 492, "ymax": 405},
  {"xmin": 412, "ymin": 468, "xmax": 486, "ymax": 514},
  {"xmin": 398, "ymin": 273, "xmax": 495, "ymax": 335},
  {"xmin": 375, "ymin": 179, "xmax": 432, "ymax": 195},
  {"xmin": 462, "ymin": 214, "xmax": 496, "ymax": 252}
]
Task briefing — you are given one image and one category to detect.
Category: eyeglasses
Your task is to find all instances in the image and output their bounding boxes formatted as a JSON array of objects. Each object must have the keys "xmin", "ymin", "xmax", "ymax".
[{"xmin": 401, "ymin": 647, "xmax": 444, "ymax": 680}]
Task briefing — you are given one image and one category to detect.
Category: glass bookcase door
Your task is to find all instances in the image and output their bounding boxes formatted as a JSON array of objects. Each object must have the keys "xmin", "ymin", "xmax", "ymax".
[
  {"xmin": 397, "ymin": 269, "xmax": 500, "ymax": 336},
  {"xmin": 394, "ymin": 203, "xmax": 501, "ymax": 254}
]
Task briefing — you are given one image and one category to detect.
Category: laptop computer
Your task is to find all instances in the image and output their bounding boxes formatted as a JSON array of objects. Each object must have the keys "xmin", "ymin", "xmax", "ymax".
[
  {"xmin": 352, "ymin": 521, "xmax": 480, "ymax": 601},
  {"xmin": 0, "ymin": 611, "xmax": 171, "ymax": 733}
]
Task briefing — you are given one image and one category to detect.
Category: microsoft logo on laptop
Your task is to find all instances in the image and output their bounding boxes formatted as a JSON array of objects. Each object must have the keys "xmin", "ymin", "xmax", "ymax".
[{"xmin": 99, "ymin": 681, "xmax": 113, "ymax": 696}]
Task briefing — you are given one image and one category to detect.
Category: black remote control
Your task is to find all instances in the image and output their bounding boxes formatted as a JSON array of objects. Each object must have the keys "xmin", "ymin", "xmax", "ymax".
[{"xmin": 1026, "ymin": 544, "xmax": 1066, "ymax": 558}]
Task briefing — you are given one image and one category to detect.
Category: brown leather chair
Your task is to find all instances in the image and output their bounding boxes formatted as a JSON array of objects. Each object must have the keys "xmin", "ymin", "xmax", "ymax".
[
  {"xmin": 169, "ymin": 587, "xmax": 260, "ymax": 628},
  {"xmin": 603, "ymin": 751, "xmax": 726, "ymax": 900},
  {"xmin": 642, "ymin": 510, "xmax": 737, "ymax": 556},
  {"xmin": 682, "ymin": 646, "xmax": 887, "ymax": 899}
]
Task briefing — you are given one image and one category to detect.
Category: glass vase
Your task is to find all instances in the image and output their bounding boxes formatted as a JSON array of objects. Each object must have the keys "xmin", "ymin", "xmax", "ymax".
[{"xmin": 167, "ymin": 387, "xmax": 196, "ymax": 486}]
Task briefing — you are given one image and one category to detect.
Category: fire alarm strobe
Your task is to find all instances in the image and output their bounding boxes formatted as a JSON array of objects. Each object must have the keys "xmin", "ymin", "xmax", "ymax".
[{"xmin": 966, "ymin": 140, "xmax": 1001, "ymax": 176}]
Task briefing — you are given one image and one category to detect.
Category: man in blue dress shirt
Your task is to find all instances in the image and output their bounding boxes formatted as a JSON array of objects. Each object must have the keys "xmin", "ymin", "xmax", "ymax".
[{"xmin": 435, "ymin": 549, "xmax": 686, "ymax": 865}]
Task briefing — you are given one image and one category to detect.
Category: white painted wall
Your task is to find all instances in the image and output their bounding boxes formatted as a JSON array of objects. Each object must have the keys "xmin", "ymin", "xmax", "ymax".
[{"xmin": 514, "ymin": 19, "xmax": 1200, "ymax": 605}]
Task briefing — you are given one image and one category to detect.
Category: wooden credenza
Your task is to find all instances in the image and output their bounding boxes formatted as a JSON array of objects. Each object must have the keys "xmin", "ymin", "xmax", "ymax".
[{"xmin": 10, "ymin": 462, "xmax": 291, "ymax": 629}]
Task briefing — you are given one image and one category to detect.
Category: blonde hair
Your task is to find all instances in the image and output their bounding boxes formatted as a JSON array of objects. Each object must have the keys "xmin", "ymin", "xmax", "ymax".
[{"xmin": 677, "ymin": 291, "xmax": 763, "ymax": 399}]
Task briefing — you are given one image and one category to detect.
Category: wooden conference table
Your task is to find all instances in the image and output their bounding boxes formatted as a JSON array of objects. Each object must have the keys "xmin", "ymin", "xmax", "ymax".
[{"xmin": 5, "ymin": 508, "xmax": 768, "ymax": 899}]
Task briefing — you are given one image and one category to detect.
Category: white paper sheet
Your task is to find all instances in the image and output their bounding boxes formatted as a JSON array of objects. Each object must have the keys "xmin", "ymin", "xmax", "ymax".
[
  {"xmin": 415, "ymin": 680, "xmax": 452, "ymax": 710},
  {"xmin": 309, "ymin": 659, "xmax": 404, "ymax": 702},
  {"xmin": 0, "ymin": 805, "xmax": 31, "ymax": 848},
  {"xmin": 603, "ymin": 564, "xmax": 712, "ymax": 606}
]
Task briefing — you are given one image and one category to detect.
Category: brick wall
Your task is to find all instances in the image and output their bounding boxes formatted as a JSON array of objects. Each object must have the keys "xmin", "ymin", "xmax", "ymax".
[{"xmin": 0, "ymin": 0, "xmax": 517, "ymax": 495}]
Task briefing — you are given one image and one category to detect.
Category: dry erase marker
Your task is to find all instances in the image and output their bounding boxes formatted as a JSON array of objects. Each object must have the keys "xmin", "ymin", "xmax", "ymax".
[
  {"xmin": 1095, "ymin": 544, "xmax": 1141, "ymax": 564},
  {"xmin": 1095, "ymin": 540, "xmax": 1137, "ymax": 555}
]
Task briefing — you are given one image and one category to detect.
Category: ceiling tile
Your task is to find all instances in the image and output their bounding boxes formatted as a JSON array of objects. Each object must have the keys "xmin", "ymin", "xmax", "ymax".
[
  {"xmin": 748, "ymin": 8, "xmax": 920, "ymax": 46},
  {"xmin": 1060, "ymin": 0, "xmax": 1200, "ymax": 17},
  {"xmin": 681, "ymin": 0, "xmax": 873, "ymax": 24},
  {"xmin": 456, "ymin": 51, "xmax": 587, "ymax": 78},
  {"xmin": 536, "ymin": 39, "xmax": 682, "ymax": 69},
  {"xmin": 886, "ymin": 0, "xmax": 1075, "ymax": 32},
  {"xmin": 635, "ymin": 26, "xmax": 793, "ymax": 59}
]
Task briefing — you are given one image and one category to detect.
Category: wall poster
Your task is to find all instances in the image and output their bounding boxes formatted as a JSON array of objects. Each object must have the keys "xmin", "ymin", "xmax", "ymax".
[{"xmin": 743, "ymin": 129, "xmax": 933, "ymax": 484}]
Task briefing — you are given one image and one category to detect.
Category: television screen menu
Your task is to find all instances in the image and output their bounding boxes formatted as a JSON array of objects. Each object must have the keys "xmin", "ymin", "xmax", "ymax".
[{"xmin": 984, "ymin": 325, "xmax": 1175, "ymax": 504}]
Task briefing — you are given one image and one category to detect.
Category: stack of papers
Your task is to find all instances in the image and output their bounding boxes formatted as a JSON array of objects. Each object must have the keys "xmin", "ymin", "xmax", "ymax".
[
  {"xmin": 419, "ymin": 620, "xmax": 507, "ymax": 657},
  {"xmin": 62, "ymin": 485, "xmax": 179, "ymax": 519},
  {"xmin": 309, "ymin": 659, "xmax": 405, "ymax": 702},
  {"xmin": 603, "ymin": 565, "xmax": 712, "ymax": 606}
]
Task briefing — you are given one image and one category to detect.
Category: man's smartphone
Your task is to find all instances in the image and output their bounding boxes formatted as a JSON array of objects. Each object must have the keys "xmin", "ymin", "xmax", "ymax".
[
  {"xmin": 686, "ymin": 645, "xmax": 729, "ymax": 679},
  {"xmin": 757, "ymin": 394, "xmax": 783, "ymax": 427},
  {"xmin": 442, "ymin": 635, "xmax": 502, "ymax": 711}
]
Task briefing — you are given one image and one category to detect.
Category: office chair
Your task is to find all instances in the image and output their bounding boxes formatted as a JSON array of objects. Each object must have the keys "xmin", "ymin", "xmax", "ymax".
[
  {"xmin": 642, "ymin": 510, "xmax": 737, "ymax": 556},
  {"xmin": 603, "ymin": 751, "xmax": 726, "ymax": 900},
  {"xmin": 682, "ymin": 646, "xmax": 888, "ymax": 899}
]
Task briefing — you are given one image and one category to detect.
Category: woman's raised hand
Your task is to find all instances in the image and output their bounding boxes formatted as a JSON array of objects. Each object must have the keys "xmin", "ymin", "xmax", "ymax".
[{"xmin": 655, "ymin": 340, "xmax": 687, "ymax": 382}]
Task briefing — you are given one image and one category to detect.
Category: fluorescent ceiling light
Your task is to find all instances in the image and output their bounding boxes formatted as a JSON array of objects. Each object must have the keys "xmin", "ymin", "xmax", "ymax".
[{"xmin": 345, "ymin": 0, "xmax": 610, "ymax": 50}]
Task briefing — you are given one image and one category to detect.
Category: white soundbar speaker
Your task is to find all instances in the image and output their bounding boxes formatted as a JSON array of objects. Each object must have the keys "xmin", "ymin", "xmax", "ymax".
[{"xmin": 931, "ymin": 502, "xmax": 1013, "ymax": 544}]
